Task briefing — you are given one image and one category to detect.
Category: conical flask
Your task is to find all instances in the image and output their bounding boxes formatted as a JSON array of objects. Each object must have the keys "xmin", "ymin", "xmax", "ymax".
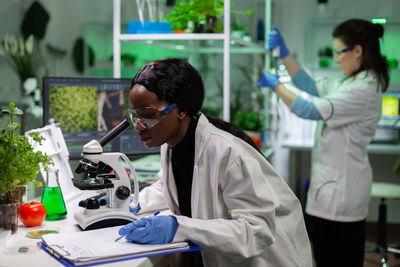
[{"xmin": 41, "ymin": 168, "xmax": 67, "ymax": 221}]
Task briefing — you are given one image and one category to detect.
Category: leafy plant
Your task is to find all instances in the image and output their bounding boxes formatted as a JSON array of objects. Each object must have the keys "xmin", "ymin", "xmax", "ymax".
[
  {"xmin": 191, "ymin": 0, "xmax": 224, "ymax": 17},
  {"xmin": 0, "ymin": 102, "xmax": 53, "ymax": 203},
  {"xmin": 165, "ymin": 1, "xmax": 203, "ymax": 32},
  {"xmin": 166, "ymin": 0, "xmax": 253, "ymax": 33},
  {"xmin": 231, "ymin": 8, "xmax": 255, "ymax": 32},
  {"xmin": 233, "ymin": 110, "xmax": 264, "ymax": 132}
]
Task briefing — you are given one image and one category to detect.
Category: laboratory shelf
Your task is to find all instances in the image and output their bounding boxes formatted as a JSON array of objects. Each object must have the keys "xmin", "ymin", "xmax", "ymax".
[
  {"xmin": 112, "ymin": 0, "xmax": 272, "ymax": 122},
  {"xmin": 119, "ymin": 38, "xmax": 267, "ymax": 54},
  {"xmin": 118, "ymin": 33, "xmax": 225, "ymax": 41}
]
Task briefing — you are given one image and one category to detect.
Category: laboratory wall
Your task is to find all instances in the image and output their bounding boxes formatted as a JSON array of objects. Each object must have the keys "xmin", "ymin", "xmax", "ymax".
[{"xmin": 1, "ymin": 0, "xmax": 399, "ymax": 223}]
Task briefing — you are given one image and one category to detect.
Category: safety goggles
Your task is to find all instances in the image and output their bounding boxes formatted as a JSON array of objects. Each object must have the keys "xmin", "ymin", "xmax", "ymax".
[
  {"xmin": 129, "ymin": 103, "xmax": 176, "ymax": 129},
  {"xmin": 334, "ymin": 47, "xmax": 353, "ymax": 57}
]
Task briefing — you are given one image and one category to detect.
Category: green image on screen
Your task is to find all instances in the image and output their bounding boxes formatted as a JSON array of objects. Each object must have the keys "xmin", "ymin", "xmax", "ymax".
[
  {"xmin": 49, "ymin": 86, "xmax": 98, "ymax": 132},
  {"xmin": 382, "ymin": 96, "xmax": 399, "ymax": 117}
]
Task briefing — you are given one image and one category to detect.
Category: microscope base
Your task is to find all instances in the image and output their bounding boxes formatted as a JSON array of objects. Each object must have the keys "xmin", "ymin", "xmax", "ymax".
[{"xmin": 74, "ymin": 209, "xmax": 137, "ymax": 231}]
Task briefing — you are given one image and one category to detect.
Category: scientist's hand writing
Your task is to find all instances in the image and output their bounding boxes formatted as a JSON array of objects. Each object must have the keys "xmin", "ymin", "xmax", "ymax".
[
  {"xmin": 268, "ymin": 25, "xmax": 290, "ymax": 58},
  {"xmin": 257, "ymin": 71, "xmax": 280, "ymax": 91},
  {"xmin": 119, "ymin": 215, "xmax": 179, "ymax": 244}
]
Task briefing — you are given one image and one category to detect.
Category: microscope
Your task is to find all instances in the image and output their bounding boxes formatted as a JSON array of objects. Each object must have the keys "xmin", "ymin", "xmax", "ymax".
[{"xmin": 74, "ymin": 119, "xmax": 140, "ymax": 230}]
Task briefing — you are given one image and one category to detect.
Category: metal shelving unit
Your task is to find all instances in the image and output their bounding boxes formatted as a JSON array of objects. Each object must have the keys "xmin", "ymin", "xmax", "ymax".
[{"xmin": 112, "ymin": 0, "xmax": 272, "ymax": 122}]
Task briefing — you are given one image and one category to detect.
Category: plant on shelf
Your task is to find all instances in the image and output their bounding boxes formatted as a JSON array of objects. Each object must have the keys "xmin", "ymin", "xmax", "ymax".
[
  {"xmin": 0, "ymin": 102, "xmax": 53, "ymax": 205},
  {"xmin": 165, "ymin": 1, "xmax": 203, "ymax": 32},
  {"xmin": 166, "ymin": 0, "xmax": 253, "ymax": 33},
  {"xmin": 231, "ymin": 8, "xmax": 254, "ymax": 38},
  {"xmin": 233, "ymin": 110, "xmax": 264, "ymax": 132}
]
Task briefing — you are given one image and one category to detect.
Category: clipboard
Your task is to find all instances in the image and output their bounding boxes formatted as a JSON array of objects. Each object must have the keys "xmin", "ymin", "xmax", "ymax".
[
  {"xmin": 38, "ymin": 225, "xmax": 202, "ymax": 267},
  {"xmin": 39, "ymin": 241, "xmax": 202, "ymax": 267}
]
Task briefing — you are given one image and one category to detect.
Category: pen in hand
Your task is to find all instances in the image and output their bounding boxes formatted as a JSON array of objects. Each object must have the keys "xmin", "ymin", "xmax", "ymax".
[{"xmin": 114, "ymin": 211, "xmax": 160, "ymax": 242}]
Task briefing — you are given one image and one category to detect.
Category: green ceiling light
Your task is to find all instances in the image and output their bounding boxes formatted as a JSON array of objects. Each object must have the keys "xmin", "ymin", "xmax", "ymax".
[{"xmin": 371, "ymin": 18, "xmax": 387, "ymax": 24}]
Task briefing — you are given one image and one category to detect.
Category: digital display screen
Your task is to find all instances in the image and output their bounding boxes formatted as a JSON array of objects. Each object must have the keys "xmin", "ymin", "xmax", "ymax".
[
  {"xmin": 43, "ymin": 77, "xmax": 160, "ymax": 159},
  {"xmin": 382, "ymin": 94, "xmax": 399, "ymax": 117},
  {"xmin": 378, "ymin": 92, "xmax": 400, "ymax": 129}
]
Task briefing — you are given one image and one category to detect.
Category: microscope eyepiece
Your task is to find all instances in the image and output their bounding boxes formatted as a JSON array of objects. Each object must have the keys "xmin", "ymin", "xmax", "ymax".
[{"xmin": 98, "ymin": 119, "xmax": 130, "ymax": 147}]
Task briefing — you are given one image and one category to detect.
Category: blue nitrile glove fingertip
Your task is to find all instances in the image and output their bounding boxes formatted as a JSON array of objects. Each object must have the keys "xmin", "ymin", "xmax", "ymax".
[
  {"xmin": 119, "ymin": 226, "xmax": 128, "ymax": 235},
  {"xmin": 119, "ymin": 218, "xmax": 146, "ymax": 235},
  {"xmin": 280, "ymin": 47, "xmax": 290, "ymax": 58},
  {"xmin": 129, "ymin": 203, "xmax": 141, "ymax": 214},
  {"xmin": 256, "ymin": 72, "xmax": 268, "ymax": 87}
]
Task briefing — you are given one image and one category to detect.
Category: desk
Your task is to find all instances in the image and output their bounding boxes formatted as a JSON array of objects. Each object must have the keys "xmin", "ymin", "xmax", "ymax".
[
  {"xmin": 282, "ymin": 141, "xmax": 400, "ymax": 206},
  {"xmin": 282, "ymin": 141, "xmax": 400, "ymax": 155},
  {"xmin": 0, "ymin": 191, "xmax": 163, "ymax": 267}
]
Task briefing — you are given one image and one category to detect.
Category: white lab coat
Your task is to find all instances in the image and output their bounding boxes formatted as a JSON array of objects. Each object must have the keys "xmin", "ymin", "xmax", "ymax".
[
  {"xmin": 139, "ymin": 114, "xmax": 312, "ymax": 267},
  {"xmin": 307, "ymin": 70, "xmax": 382, "ymax": 222}
]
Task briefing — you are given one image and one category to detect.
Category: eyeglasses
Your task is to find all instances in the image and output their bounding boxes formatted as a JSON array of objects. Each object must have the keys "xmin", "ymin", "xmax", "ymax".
[
  {"xmin": 129, "ymin": 103, "xmax": 176, "ymax": 129},
  {"xmin": 334, "ymin": 47, "xmax": 353, "ymax": 57}
]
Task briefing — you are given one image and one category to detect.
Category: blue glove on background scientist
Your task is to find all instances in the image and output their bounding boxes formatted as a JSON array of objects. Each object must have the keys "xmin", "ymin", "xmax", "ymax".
[{"xmin": 257, "ymin": 25, "xmax": 322, "ymax": 120}]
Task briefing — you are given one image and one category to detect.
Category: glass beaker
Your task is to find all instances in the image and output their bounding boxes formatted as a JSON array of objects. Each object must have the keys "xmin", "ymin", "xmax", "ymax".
[{"xmin": 41, "ymin": 168, "xmax": 67, "ymax": 221}]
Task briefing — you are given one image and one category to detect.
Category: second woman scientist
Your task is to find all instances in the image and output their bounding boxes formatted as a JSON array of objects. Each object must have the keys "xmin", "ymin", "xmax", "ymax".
[{"xmin": 257, "ymin": 19, "xmax": 389, "ymax": 267}]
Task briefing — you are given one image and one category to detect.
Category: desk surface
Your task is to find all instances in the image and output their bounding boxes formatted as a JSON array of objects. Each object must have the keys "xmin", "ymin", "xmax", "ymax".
[
  {"xmin": 282, "ymin": 140, "xmax": 400, "ymax": 155},
  {"xmin": 0, "ymin": 191, "xmax": 161, "ymax": 267}
]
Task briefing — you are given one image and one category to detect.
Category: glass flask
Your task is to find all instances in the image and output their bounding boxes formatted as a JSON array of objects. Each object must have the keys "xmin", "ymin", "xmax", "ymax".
[{"xmin": 41, "ymin": 168, "xmax": 67, "ymax": 221}]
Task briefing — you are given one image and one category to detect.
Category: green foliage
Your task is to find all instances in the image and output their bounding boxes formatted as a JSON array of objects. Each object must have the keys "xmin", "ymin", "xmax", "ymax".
[
  {"xmin": 233, "ymin": 110, "xmax": 264, "ymax": 132},
  {"xmin": 191, "ymin": 0, "xmax": 224, "ymax": 17},
  {"xmin": 0, "ymin": 102, "xmax": 53, "ymax": 201},
  {"xmin": 165, "ymin": 1, "xmax": 202, "ymax": 31},
  {"xmin": 165, "ymin": 0, "xmax": 253, "ymax": 32},
  {"xmin": 49, "ymin": 86, "xmax": 98, "ymax": 132}
]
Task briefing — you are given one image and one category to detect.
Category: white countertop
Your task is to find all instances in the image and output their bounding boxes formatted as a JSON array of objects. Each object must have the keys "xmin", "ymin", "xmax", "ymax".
[{"xmin": 0, "ymin": 191, "xmax": 162, "ymax": 267}]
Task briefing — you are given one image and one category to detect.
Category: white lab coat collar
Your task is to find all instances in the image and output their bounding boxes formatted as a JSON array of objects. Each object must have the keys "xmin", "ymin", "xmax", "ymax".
[{"xmin": 160, "ymin": 113, "xmax": 209, "ymax": 216}]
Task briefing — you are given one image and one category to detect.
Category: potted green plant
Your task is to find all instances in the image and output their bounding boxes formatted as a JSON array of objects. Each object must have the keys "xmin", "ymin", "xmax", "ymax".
[
  {"xmin": 166, "ymin": 0, "xmax": 253, "ymax": 33},
  {"xmin": 165, "ymin": 1, "xmax": 202, "ymax": 32},
  {"xmin": 0, "ymin": 102, "xmax": 53, "ymax": 233}
]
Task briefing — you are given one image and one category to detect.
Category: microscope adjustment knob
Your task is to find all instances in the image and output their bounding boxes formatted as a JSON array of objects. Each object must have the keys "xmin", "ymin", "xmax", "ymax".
[
  {"xmin": 116, "ymin": 186, "xmax": 130, "ymax": 200},
  {"xmin": 86, "ymin": 197, "xmax": 100, "ymax": 209}
]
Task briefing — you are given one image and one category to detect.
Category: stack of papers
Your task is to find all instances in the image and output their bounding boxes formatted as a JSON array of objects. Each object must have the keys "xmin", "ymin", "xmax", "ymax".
[{"xmin": 41, "ymin": 226, "xmax": 192, "ymax": 266}]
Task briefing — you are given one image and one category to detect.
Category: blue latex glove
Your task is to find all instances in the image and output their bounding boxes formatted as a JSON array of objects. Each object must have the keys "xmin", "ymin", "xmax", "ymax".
[
  {"xmin": 257, "ymin": 71, "xmax": 280, "ymax": 90},
  {"xmin": 98, "ymin": 195, "xmax": 141, "ymax": 214},
  {"xmin": 119, "ymin": 215, "xmax": 179, "ymax": 244},
  {"xmin": 129, "ymin": 201, "xmax": 141, "ymax": 214},
  {"xmin": 268, "ymin": 25, "xmax": 290, "ymax": 58}
]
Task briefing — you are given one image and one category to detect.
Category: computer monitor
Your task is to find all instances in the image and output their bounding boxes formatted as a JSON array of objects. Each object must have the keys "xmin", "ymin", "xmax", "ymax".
[
  {"xmin": 42, "ymin": 77, "xmax": 160, "ymax": 159},
  {"xmin": 378, "ymin": 92, "xmax": 400, "ymax": 129}
]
